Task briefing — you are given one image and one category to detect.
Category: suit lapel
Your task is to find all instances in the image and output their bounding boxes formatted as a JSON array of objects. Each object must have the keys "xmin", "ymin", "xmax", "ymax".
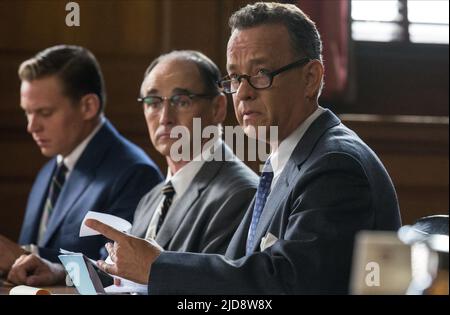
[
  {"xmin": 39, "ymin": 120, "xmax": 115, "ymax": 247},
  {"xmin": 155, "ymin": 186, "xmax": 201, "ymax": 248},
  {"xmin": 290, "ymin": 109, "xmax": 341, "ymax": 166},
  {"xmin": 249, "ymin": 110, "xmax": 341, "ymax": 253},
  {"xmin": 40, "ymin": 169, "xmax": 93, "ymax": 246},
  {"xmin": 155, "ymin": 142, "xmax": 231, "ymax": 248},
  {"xmin": 131, "ymin": 183, "xmax": 165, "ymax": 238},
  {"xmin": 226, "ymin": 197, "xmax": 255, "ymax": 258},
  {"xmin": 20, "ymin": 160, "xmax": 56, "ymax": 244}
]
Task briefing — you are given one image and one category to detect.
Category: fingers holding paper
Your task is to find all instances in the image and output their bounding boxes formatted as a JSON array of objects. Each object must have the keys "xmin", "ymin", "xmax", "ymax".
[{"xmin": 85, "ymin": 219, "xmax": 163, "ymax": 285}]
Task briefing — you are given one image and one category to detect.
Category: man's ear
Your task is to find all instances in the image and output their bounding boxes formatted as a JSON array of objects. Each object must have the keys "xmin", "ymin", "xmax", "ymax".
[
  {"xmin": 304, "ymin": 60, "xmax": 324, "ymax": 99},
  {"xmin": 212, "ymin": 93, "xmax": 227, "ymax": 125},
  {"xmin": 79, "ymin": 93, "xmax": 101, "ymax": 120}
]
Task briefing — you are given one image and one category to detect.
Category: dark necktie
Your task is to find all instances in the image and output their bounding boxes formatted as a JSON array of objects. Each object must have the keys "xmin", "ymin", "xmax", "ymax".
[
  {"xmin": 246, "ymin": 159, "xmax": 274, "ymax": 255},
  {"xmin": 44, "ymin": 162, "xmax": 68, "ymax": 225},
  {"xmin": 155, "ymin": 181, "xmax": 175, "ymax": 235}
]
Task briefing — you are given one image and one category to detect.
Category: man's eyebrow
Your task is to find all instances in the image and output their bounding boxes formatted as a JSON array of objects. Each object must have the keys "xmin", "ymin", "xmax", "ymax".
[
  {"xmin": 142, "ymin": 87, "xmax": 197, "ymax": 97},
  {"xmin": 227, "ymin": 58, "xmax": 271, "ymax": 73},
  {"xmin": 248, "ymin": 57, "xmax": 271, "ymax": 66},
  {"xmin": 227, "ymin": 63, "xmax": 237, "ymax": 72},
  {"xmin": 22, "ymin": 105, "xmax": 53, "ymax": 113},
  {"xmin": 172, "ymin": 88, "xmax": 192, "ymax": 95},
  {"xmin": 142, "ymin": 88, "xmax": 158, "ymax": 96}
]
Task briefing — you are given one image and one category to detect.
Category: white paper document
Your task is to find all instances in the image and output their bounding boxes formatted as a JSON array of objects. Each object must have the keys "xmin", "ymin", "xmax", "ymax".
[
  {"xmin": 9, "ymin": 285, "xmax": 51, "ymax": 295},
  {"xmin": 104, "ymin": 278, "xmax": 148, "ymax": 294},
  {"xmin": 80, "ymin": 211, "xmax": 132, "ymax": 237}
]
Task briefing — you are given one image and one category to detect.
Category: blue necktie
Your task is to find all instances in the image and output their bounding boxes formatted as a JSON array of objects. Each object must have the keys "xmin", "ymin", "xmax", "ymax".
[{"xmin": 246, "ymin": 159, "xmax": 273, "ymax": 255}]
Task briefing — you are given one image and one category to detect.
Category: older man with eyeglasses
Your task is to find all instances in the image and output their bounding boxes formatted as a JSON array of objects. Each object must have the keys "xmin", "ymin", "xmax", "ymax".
[{"xmin": 130, "ymin": 50, "xmax": 257, "ymax": 253}]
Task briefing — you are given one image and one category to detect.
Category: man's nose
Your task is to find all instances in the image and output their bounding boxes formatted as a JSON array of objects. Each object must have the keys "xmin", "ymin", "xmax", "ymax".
[
  {"xmin": 158, "ymin": 101, "xmax": 175, "ymax": 125},
  {"xmin": 27, "ymin": 115, "xmax": 41, "ymax": 134},
  {"xmin": 235, "ymin": 78, "xmax": 257, "ymax": 102}
]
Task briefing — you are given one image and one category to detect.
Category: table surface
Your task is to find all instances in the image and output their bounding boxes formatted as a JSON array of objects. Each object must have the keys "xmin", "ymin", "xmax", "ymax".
[{"xmin": 0, "ymin": 279, "xmax": 78, "ymax": 295}]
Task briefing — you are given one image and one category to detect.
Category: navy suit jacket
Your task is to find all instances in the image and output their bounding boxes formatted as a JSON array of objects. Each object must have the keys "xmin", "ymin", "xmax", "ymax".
[
  {"xmin": 149, "ymin": 109, "xmax": 401, "ymax": 294},
  {"xmin": 19, "ymin": 119, "xmax": 163, "ymax": 262}
]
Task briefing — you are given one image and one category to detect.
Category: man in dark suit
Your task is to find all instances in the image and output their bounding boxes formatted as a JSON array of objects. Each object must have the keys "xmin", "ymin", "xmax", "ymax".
[
  {"xmin": 86, "ymin": 2, "xmax": 401, "ymax": 294},
  {"xmin": 0, "ymin": 45, "xmax": 162, "ymax": 281},
  {"xmin": 131, "ymin": 50, "xmax": 257, "ymax": 254}
]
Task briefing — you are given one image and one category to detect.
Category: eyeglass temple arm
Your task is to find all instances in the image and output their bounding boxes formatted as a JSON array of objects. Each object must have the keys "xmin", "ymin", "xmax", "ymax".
[{"xmin": 269, "ymin": 58, "xmax": 311, "ymax": 77}]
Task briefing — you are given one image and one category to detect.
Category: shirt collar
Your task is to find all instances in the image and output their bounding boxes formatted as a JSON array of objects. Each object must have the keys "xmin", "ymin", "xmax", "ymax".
[
  {"xmin": 56, "ymin": 116, "xmax": 105, "ymax": 173},
  {"xmin": 270, "ymin": 106, "xmax": 325, "ymax": 179},
  {"xmin": 165, "ymin": 138, "xmax": 222, "ymax": 197}
]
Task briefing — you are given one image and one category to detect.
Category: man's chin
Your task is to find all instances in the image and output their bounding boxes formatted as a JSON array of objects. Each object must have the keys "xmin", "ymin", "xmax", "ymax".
[
  {"xmin": 243, "ymin": 124, "xmax": 266, "ymax": 139},
  {"xmin": 39, "ymin": 148, "xmax": 57, "ymax": 158},
  {"xmin": 243, "ymin": 125, "xmax": 257, "ymax": 139},
  {"xmin": 155, "ymin": 142, "xmax": 174, "ymax": 157}
]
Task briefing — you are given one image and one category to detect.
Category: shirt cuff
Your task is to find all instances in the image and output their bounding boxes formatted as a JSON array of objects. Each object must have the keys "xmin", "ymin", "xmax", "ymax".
[{"xmin": 20, "ymin": 244, "xmax": 39, "ymax": 256}]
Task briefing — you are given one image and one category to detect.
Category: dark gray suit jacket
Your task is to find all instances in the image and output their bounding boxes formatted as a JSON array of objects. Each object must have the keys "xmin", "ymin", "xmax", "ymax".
[
  {"xmin": 131, "ymin": 143, "xmax": 258, "ymax": 254},
  {"xmin": 148, "ymin": 109, "xmax": 401, "ymax": 294}
]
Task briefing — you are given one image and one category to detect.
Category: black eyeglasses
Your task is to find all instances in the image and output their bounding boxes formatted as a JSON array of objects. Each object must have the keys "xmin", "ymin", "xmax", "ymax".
[
  {"xmin": 218, "ymin": 57, "xmax": 311, "ymax": 94},
  {"xmin": 137, "ymin": 93, "xmax": 216, "ymax": 113}
]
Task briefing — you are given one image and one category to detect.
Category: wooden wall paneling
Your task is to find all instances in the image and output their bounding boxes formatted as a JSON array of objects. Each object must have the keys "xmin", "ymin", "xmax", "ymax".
[
  {"xmin": 0, "ymin": 0, "xmax": 160, "ymax": 56},
  {"xmin": 340, "ymin": 42, "xmax": 449, "ymax": 117},
  {"xmin": 0, "ymin": 182, "xmax": 30, "ymax": 239},
  {"xmin": 342, "ymin": 115, "xmax": 449, "ymax": 225},
  {"xmin": 0, "ymin": 133, "xmax": 48, "ymax": 240},
  {"xmin": 0, "ymin": 54, "xmax": 25, "ymax": 131}
]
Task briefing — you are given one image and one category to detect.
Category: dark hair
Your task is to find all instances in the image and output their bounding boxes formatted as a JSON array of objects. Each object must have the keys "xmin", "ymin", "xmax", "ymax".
[
  {"xmin": 142, "ymin": 50, "xmax": 221, "ymax": 95},
  {"xmin": 228, "ymin": 2, "xmax": 322, "ymax": 62},
  {"xmin": 18, "ymin": 45, "xmax": 106, "ymax": 112}
]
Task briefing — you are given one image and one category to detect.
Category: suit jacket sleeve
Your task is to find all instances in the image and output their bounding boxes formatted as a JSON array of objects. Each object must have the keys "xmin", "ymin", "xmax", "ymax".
[{"xmin": 148, "ymin": 153, "xmax": 373, "ymax": 294}]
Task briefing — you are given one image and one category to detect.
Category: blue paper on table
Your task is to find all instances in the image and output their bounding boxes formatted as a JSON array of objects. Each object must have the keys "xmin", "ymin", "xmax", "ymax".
[{"xmin": 59, "ymin": 253, "xmax": 113, "ymax": 295}]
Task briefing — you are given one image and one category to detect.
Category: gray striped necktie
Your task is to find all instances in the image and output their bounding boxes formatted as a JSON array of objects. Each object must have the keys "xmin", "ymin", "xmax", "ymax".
[{"xmin": 43, "ymin": 162, "xmax": 68, "ymax": 226}]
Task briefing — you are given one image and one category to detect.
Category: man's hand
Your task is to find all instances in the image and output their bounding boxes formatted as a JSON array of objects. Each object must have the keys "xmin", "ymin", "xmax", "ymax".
[
  {"xmin": 7, "ymin": 254, "xmax": 66, "ymax": 286},
  {"xmin": 0, "ymin": 235, "xmax": 26, "ymax": 275},
  {"xmin": 85, "ymin": 219, "xmax": 163, "ymax": 285}
]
